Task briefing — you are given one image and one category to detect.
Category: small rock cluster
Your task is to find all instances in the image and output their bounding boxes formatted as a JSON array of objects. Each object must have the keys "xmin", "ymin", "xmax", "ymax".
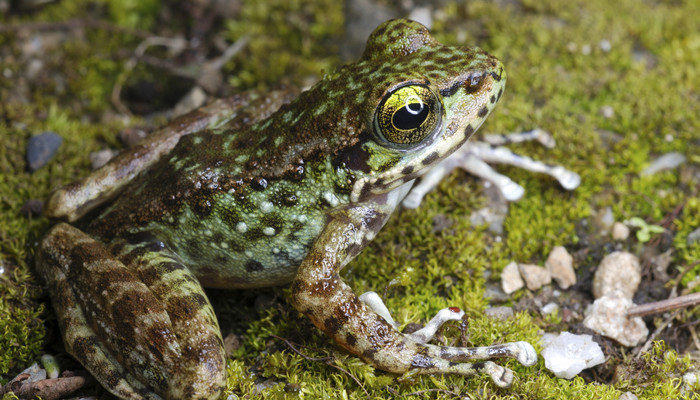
[
  {"xmin": 501, "ymin": 246, "xmax": 576, "ymax": 294},
  {"xmin": 584, "ymin": 251, "xmax": 649, "ymax": 347}
]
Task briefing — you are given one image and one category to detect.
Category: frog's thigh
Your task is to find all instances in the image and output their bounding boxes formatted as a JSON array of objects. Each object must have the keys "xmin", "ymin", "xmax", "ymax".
[{"xmin": 37, "ymin": 223, "xmax": 225, "ymax": 400}]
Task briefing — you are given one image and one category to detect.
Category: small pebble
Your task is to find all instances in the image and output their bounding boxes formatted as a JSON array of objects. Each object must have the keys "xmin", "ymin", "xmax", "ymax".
[
  {"xmin": 501, "ymin": 261, "xmax": 524, "ymax": 294},
  {"xmin": 540, "ymin": 332, "xmax": 605, "ymax": 379},
  {"xmin": 90, "ymin": 148, "xmax": 120, "ymax": 169},
  {"xmin": 26, "ymin": 131, "xmax": 62, "ymax": 171},
  {"xmin": 592, "ymin": 251, "xmax": 641, "ymax": 300},
  {"xmin": 619, "ymin": 392, "xmax": 638, "ymax": 400},
  {"xmin": 612, "ymin": 222, "xmax": 630, "ymax": 240},
  {"xmin": 519, "ymin": 263, "xmax": 552, "ymax": 291},
  {"xmin": 485, "ymin": 306, "xmax": 514, "ymax": 321},
  {"xmin": 545, "ymin": 246, "xmax": 576, "ymax": 289},
  {"xmin": 541, "ymin": 302, "xmax": 559, "ymax": 315},
  {"xmin": 641, "ymin": 152, "xmax": 686, "ymax": 176},
  {"xmin": 173, "ymin": 86, "xmax": 208, "ymax": 117},
  {"xmin": 119, "ymin": 126, "xmax": 149, "ymax": 147},
  {"xmin": 599, "ymin": 105, "xmax": 614, "ymax": 118},
  {"xmin": 583, "ymin": 294, "xmax": 648, "ymax": 347},
  {"xmin": 687, "ymin": 227, "xmax": 700, "ymax": 246}
]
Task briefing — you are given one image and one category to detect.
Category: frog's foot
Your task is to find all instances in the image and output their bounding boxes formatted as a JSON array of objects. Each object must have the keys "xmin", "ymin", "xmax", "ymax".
[
  {"xmin": 359, "ymin": 291, "xmax": 465, "ymax": 343},
  {"xmin": 36, "ymin": 223, "xmax": 225, "ymax": 400},
  {"xmin": 355, "ymin": 291, "xmax": 537, "ymax": 387},
  {"xmin": 402, "ymin": 129, "xmax": 580, "ymax": 208}
]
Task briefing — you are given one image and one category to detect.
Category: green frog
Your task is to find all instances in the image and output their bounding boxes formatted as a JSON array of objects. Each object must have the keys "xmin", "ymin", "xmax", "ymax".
[{"xmin": 37, "ymin": 19, "xmax": 540, "ymax": 400}]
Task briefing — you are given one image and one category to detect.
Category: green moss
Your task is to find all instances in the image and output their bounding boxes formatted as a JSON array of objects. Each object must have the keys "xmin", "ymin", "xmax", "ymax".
[{"xmin": 222, "ymin": 0, "xmax": 344, "ymax": 90}]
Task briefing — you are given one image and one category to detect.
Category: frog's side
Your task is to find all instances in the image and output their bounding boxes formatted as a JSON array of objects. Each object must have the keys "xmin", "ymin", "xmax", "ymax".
[{"xmin": 37, "ymin": 20, "xmax": 540, "ymax": 400}]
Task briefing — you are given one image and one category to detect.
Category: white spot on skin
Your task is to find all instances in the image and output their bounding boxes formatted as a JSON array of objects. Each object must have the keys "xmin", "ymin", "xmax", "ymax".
[
  {"xmin": 220, "ymin": 242, "xmax": 229, "ymax": 249},
  {"xmin": 263, "ymin": 227, "xmax": 275, "ymax": 236},
  {"xmin": 245, "ymin": 250, "xmax": 253, "ymax": 258},
  {"xmin": 272, "ymin": 247, "xmax": 280, "ymax": 254},
  {"xmin": 323, "ymin": 191, "xmax": 340, "ymax": 207},
  {"xmin": 236, "ymin": 222, "xmax": 247, "ymax": 233},
  {"xmin": 260, "ymin": 201, "xmax": 274, "ymax": 213},
  {"xmin": 204, "ymin": 230, "xmax": 213, "ymax": 237}
]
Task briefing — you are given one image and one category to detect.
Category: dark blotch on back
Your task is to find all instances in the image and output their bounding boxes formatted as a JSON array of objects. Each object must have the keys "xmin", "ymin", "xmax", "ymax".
[
  {"xmin": 245, "ymin": 259, "xmax": 264, "ymax": 272},
  {"xmin": 478, "ymin": 106, "xmax": 489, "ymax": 118},
  {"xmin": 401, "ymin": 165, "xmax": 414, "ymax": 175}
]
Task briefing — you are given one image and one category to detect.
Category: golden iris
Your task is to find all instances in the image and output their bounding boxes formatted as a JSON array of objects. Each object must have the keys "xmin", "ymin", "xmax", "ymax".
[{"xmin": 375, "ymin": 84, "xmax": 442, "ymax": 146}]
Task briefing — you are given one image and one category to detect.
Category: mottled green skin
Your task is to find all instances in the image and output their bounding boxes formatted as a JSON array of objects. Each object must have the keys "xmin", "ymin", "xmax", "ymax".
[{"xmin": 38, "ymin": 20, "xmax": 509, "ymax": 400}]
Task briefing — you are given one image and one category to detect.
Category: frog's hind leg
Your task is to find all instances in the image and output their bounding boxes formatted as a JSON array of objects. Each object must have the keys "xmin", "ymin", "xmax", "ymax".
[{"xmin": 37, "ymin": 223, "xmax": 225, "ymax": 400}]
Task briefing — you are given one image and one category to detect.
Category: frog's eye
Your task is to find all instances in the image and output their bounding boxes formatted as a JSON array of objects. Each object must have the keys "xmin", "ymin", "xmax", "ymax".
[{"xmin": 374, "ymin": 84, "xmax": 442, "ymax": 148}]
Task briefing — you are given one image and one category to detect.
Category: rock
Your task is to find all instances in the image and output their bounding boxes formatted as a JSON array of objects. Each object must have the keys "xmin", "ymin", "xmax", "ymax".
[
  {"xmin": 26, "ymin": 131, "xmax": 62, "ymax": 171},
  {"xmin": 540, "ymin": 332, "xmax": 605, "ymax": 379},
  {"xmin": 592, "ymin": 252, "xmax": 641, "ymax": 300},
  {"xmin": 519, "ymin": 263, "xmax": 552, "ymax": 291},
  {"xmin": 119, "ymin": 126, "xmax": 149, "ymax": 147},
  {"xmin": 173, "ymin": 86, "xmax": 208, "ymax": 117},
  {"xmin": 546, "ymin": 246, "xmax": 576, "ymax": 289},
  {"xmin": 641, "ymin": 152, "xmax": 686, "ymax": 176},
  {"xmin": 619, "ymin": 392, "xmax": 638, "ymax": 400},
  {"xmin": 501, "ymin": 261, "xmax": 524, "ymax": 294},
  {"xmin": 612, "ymin": 222, "xmax": 630, "ymax": 240},
  {"xmin": 687, "ymin": 227, "xmax": 700, "ymax": 246},
  {"xmin": 485, "ymin": 306, "xmax": 514, "ymax": 321},
  {"xmin": 90, "ymin": 148, "xmax": 120, "ymax": 170},
  {"xmin": 541, "ymin": 302, "xmax": 559, "ymax": 315},
  {"xmin": 583, "ymin": 294, "xmax": 648, "ymax": 347},
  {"xmin": 598, "ymin": 206, "xmax": 614, "ymax": 230}
]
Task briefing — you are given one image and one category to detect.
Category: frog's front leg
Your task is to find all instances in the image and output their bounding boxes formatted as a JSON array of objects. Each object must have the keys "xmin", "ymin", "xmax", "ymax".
[
  {"xmin": 37, "ymin": 223, "xmax": 225, "ymax": 400},
  {"xmin": 402, "ymin": 129, "xmax": 581, "ymax": 207},
  {"xmin": 291, "ymin": 205, "xmax": 536, "ymax": 387}
]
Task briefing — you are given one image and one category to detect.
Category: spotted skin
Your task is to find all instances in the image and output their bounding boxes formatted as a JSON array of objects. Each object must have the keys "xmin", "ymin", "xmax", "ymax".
[{"xmin": 38, "ymin": 19, "xmax": 536, "ymax": 400}]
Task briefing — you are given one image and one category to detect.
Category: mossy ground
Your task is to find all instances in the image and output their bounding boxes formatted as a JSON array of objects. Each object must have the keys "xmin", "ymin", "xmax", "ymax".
[{"xmin": 1, "ymin": 0, "xmax": 698, "ymax": 399}]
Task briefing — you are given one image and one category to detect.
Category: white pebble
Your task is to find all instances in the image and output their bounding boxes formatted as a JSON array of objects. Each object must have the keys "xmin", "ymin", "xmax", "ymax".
[{"xmin": 540, "ymin": 332, "xmax": 605, "ymax": 379}]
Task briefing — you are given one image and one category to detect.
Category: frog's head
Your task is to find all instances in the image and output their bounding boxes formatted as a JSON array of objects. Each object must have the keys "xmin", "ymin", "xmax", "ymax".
[{"xmin": 339, "ymin": 19, "xmax": 506, "ymax": 201}]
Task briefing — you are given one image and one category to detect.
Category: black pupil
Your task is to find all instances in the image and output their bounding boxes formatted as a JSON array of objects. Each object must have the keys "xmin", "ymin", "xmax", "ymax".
[{"xmin": 393, "ymin": 102, "xmax": 429, "ymax": 130}]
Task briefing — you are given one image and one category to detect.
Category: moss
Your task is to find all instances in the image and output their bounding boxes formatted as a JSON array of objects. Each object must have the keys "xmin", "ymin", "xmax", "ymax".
[{"xmin": 222, "ymin": 0, "xmax": 344, "ymax": 91}]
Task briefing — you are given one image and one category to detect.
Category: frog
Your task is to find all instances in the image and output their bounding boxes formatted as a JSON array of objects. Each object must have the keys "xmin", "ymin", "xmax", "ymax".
[{"xmin": 36, "ymin": 19, "xmax": 544, "ymax": 400}]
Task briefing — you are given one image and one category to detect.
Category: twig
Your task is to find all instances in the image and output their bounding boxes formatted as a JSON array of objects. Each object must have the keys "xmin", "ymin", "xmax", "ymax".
[{"xmin": 627, "ymin": 292, "xmax": 700, "ymax": 318}]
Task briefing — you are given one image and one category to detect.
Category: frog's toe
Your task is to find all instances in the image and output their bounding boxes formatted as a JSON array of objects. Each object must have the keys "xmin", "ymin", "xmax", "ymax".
[
  {"xmin": 513, "ymin": 341, "xmax": 538, "ymax": 366},
  {"xmin": 407, "ymin": 307, "xmax": 464, "ymax": 344},
  {"xmin": 553, "ymin": 167, "xmax": 581, "ymax": 190},
  {"xmin": 483, "ymin": 362, "xmax": 515, "ymax": 387}
]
